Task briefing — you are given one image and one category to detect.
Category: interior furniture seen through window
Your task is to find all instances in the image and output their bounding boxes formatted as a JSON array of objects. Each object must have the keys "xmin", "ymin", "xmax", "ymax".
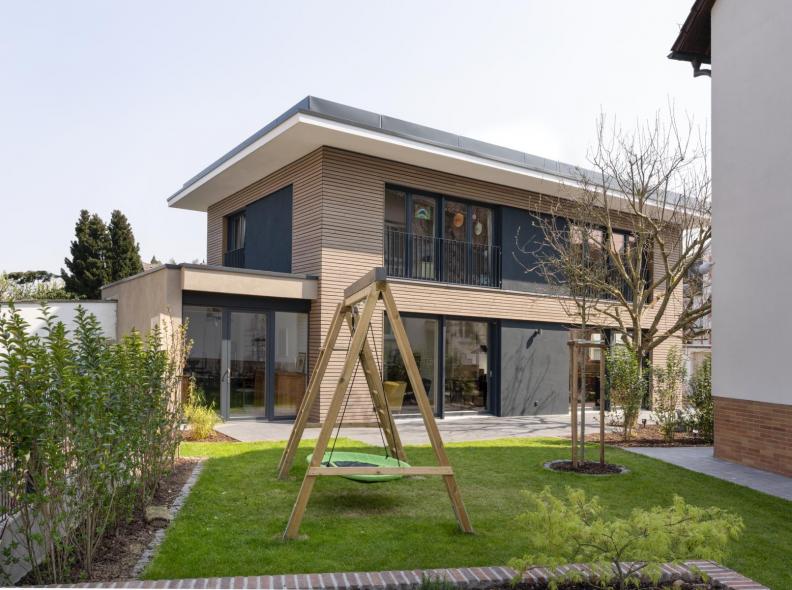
[{"xmin": 383, "ymin": 314, "xmax": 439, "ymax": 414}]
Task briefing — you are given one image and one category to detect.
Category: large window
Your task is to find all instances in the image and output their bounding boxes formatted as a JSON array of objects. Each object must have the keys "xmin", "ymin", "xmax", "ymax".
[
  {"xmin": 183, "ymin": 304, "xmax": 308, "ymax": 420},
  {"xmin": 274, "ymin": 312, "xmax": 309, "ymax": 417},
  {"xmin": 444, "ymin": 319, "xmax": 489, "ymax": 412},
  {"xmin": 383, "ymin": 186, "xmax": 499, "ymax": 287},
  {"xmin": 183, "ymin": 306, "xmax": 223, "ymax": 411},
  {"xmin": 383, "ymin": 314, "xmax": 491, "ymax": 415},
  {"xmin": 383, "ymin": 315, "xmax": 439, "ymax": 414}
]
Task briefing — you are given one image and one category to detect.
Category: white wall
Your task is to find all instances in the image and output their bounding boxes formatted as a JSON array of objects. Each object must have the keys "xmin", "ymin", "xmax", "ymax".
[
  {"xmin": 1, "ymin": 301, "xmax": 117, "ymax": 340},
  {"xmin": 711, "ymin": 0, "xmax": 792, "ymax": 405}
]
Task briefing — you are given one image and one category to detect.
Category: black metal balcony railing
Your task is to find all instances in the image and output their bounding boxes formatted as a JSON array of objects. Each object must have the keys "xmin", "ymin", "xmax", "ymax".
[
  {"xmin": 223, "ymin": 248, "xmax": 245, "ymax": 268},
  {"xmin": 384, "ymin": 228, "xmax": 502, "ymax": 288}
]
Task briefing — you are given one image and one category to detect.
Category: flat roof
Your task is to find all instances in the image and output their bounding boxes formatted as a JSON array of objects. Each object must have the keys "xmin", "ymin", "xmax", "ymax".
[
  {"xmin": 101, "ymin": 262, "xmax": 318, "ymax": 290},
  {"xmin": 168, "ymin": 97, "xmax": 612, "ymax": 211}
]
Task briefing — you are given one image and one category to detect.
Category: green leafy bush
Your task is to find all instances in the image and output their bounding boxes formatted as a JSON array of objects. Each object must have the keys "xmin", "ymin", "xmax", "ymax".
[
  {"xmin": 0, "ymin": 303, "xmax": 188, "ymax": 584},
  {"xmin": 606, "ymin": 346, "xmax": 646, "ymax": 440},
  {"xmin": 184, "ymin": 384, "xmax": 221, "ymax": 439},
  {"xmin": 510, "ymin": 486, "xmax": 743, "ymax": 590},
  {"xmin": 651, "ymin": 347, "xmax": 687, "ymax": 442},
  {"xmin": 687, "ymin": 354, "xmax": 713, "ymax": 442}
]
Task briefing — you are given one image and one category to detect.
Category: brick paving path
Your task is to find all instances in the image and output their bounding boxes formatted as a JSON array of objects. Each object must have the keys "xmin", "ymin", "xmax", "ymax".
[{"xmin": 60, "ymin": 560, "xmax": 768, "ymax": 589}]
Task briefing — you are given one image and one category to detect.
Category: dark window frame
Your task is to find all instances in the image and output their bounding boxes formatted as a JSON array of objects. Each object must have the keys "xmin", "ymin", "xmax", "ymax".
[
  {"xmin": 384, "ymin": 184, "xmax": 501, "ymax": 286},
  {"xmin": 383, "ymin": 310, "xmax": 497, "ymax": 418},
  {"xmin": 225, "ymin": 209, "xmax": 246, "ymax": 253}
]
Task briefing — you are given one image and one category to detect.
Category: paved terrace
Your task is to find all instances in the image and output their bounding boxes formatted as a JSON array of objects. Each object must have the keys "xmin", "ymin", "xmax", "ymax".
[{"xmin": 215, "ymin": 411, "xmax": 634, "ymax": 445}]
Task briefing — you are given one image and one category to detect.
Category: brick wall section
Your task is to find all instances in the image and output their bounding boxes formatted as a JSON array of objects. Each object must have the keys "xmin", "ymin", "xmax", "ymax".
[
  {"xmin": 714, "ymin": 396, "xmax": 792, "ymax": 476},
  {"xmin": 62, "ymin": 561, "xmax": 767, "ymax": 589}
]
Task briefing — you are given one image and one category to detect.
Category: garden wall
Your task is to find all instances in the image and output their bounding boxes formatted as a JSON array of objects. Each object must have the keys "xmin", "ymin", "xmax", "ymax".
[{"xmin": 1, "ymin": 300, "xmax": 117, "ymax": 340}]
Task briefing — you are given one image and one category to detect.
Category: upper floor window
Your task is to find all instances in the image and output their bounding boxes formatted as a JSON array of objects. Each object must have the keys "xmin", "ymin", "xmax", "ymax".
[
  {"xmin": 383, "ymin": 186, "xmax": 500, "ymax": 287},
  {"xmin": 227, "ymin": 212, "xmax": 246, "ymax": 252},
  {"xmin": 224, "ymin": 211, "xmax": 246, "ymax": 268}
]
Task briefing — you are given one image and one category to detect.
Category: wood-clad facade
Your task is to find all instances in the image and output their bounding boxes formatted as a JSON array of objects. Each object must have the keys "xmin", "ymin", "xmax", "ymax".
[{"xmin": 204, "ymin": 146, "xmax": 683, "ymax": 424}]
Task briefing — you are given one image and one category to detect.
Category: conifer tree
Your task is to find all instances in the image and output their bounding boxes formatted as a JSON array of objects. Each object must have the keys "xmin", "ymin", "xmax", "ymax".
[
  {"xmin": 61, "ymin": 210, "xmax": 111, "ymax": 299},
  {"xmin": 107, "ymin": 209, "xmax": 143, "ymax": 281}
]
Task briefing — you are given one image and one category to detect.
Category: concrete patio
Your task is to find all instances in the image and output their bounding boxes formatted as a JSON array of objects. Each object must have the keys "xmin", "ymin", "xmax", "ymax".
[{"xmin": 215, "ymin": 411, "xmax": 624, "ymax": 445}]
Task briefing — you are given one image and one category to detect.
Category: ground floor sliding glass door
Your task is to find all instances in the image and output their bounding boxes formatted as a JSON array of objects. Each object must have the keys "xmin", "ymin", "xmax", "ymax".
[
  {"xmin": 383, "ymin": 313, "xmax": 494, "ymax": 417},
  {"xmin": 183, "ymin": 304, "xmax": 308, "ymax": 420}
]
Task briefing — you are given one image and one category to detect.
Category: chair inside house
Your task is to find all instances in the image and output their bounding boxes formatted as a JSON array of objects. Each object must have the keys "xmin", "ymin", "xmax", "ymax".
[{"xmin": 383, "ymin": 380, "xmax": 408, "ymax": 413}]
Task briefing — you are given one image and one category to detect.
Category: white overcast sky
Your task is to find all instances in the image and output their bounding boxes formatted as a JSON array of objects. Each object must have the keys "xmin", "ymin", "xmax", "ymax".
[{"xmin": 0, "ymin": 0, "xmax": 708, "ymax": 273}]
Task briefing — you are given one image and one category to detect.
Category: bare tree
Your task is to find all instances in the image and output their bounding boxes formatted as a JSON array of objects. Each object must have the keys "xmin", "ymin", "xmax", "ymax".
[
  {"xmin": 513, "ymin": 215, "xmax": 609, "ymax": 462},
  {"xmin": 515, "ymin": 109, "xmax": 711, "ymax": 444},
  {"xmin": 580, "ymin": 111, "xmax": 711, "ymax": 363}
]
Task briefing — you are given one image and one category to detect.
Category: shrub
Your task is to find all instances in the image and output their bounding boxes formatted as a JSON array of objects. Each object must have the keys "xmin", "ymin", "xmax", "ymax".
[
  {"xmin": 606, "ymin": 347, "xmax": 646, "ymax": 440},
  {"xmin": 184, "ymin": 384, "xmax": 220, "ymax": 439},
  {"xmin": 651, "ymin": 347, "xmax": 687, "ymax": 442},
  {"xmin": 687, "ymin": 354, "xmax": 713, "ymax": 442},
  {"xmin": 0, "ymin": 304, "xmax": 188, "ymax": 584},
  {"xmin": 510, "ymin": 486, "xmax": 744, "ymax": 590}
]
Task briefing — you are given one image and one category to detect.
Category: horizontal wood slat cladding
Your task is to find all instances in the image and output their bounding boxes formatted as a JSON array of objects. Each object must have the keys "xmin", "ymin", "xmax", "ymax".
[{"xmin": 317, "ymin": 147, "xmax": 684, "ymax": 423}]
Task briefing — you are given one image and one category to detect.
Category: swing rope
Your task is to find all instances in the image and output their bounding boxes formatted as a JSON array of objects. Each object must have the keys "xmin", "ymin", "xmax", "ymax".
[
  {"xmin": 326, "ymin": 305, "xmax": 402, "ymax": 468},
  {"xmin": 327, "ymin": 316, "xmax": 359, "ymax": 465},
  {"xmin": 366, "ymin": 318, "xmax": 402, "ymax": 466}
]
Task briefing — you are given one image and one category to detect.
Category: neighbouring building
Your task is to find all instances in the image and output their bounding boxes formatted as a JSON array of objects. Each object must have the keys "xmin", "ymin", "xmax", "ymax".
[
  {"xmin": 102, "ymin": 97, "xmax": 685, "ymax": 423},
  {"xmin": 670, "ymin": 0, "xmax": 792, "ymax": 476}
]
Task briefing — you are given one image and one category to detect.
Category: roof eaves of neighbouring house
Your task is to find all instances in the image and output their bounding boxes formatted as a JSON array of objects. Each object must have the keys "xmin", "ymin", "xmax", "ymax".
[{"xmin": 668, "ymin": 0, "xmax": 714, "ymax": 65}]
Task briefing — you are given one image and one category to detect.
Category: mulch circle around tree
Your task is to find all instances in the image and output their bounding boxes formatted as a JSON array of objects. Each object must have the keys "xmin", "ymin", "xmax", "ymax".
[{"xmin": 544, "ymin": 459, "xmax": 628, "ymax": 475}]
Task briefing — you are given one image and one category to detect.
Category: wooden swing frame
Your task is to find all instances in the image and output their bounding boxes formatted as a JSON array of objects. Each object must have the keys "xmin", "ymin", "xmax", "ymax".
[{"xmin": 277, "ymin": 268, "xmax": 474, "ymax": 540}]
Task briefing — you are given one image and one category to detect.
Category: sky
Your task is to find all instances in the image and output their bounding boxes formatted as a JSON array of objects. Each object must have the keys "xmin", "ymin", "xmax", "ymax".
[{"xmin": 0, "ymin": 0, "xmax": 709, "ymax": 273}]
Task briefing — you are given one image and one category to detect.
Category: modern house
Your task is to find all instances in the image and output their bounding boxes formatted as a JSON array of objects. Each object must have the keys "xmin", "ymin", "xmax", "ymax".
[
  {"xmin": 102, "ymin": 97, "xmax": 684, "ymax": 423},
  {"xmin": 670, "ymin": 0, "xmax": 792, "ymax": 476}
]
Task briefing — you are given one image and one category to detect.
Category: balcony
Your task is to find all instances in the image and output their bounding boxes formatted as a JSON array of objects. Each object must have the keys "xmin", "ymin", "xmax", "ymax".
[
  {"xmin": 223, "ymin": 247, "xmax": 245, "ymax": 268},
  {"xmin": 384, "ymin": 227, "xmax": 501, "ymax": 288}
]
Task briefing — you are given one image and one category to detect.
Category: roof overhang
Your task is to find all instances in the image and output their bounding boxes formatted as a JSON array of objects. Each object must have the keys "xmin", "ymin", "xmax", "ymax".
[
  {"xmin": 168, "ymin": 99, "xmax": 594, "ymax": 212},
  {"xmin": 103, "ymin": 263, "xmax": 318, "ymax": 300},
  {"xmin": 166, "ymin": 97, "xmax": 692, "ymax": 219}
]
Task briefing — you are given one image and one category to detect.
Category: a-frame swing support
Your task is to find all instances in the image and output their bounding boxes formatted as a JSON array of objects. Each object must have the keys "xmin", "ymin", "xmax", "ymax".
[{"xmin": 277, "ymin": 268, "xmax": 474, "ymax": 540}]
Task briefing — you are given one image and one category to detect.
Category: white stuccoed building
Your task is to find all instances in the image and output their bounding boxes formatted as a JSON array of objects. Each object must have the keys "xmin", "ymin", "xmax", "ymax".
[{"xmin": 670, "ymin": 0, "xmax": 792, "ymax": 476}]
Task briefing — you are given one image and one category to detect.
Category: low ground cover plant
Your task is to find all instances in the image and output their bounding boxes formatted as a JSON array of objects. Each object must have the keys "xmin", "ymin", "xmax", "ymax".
[
  {"xmin": 183, "ymin": 383, "xmax": 221, "ymax": 439},
  {"xmin": 0, "ymin": 304, "xmax": 188, "ymax": 584},
  {"xmin": 510, "ymin": 486, "xmax": 744, "ymax": 590}
]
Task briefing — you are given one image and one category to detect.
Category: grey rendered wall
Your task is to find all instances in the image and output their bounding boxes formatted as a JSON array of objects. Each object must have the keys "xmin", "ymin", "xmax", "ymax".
[{"xmin": 500, "ymin": 320, "xmax": 569, "ymax": 415}]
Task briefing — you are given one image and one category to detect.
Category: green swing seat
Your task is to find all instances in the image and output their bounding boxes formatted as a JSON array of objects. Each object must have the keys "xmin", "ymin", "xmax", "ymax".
[{"xmin": 306, "ymin": 451, "xmax": 410, "ymax": 483}]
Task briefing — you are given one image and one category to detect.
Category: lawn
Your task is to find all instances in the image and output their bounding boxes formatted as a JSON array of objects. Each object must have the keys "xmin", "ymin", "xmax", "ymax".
[{"xmin": 146, "ymin": 438, "xmax": 791, "ymax": 589}]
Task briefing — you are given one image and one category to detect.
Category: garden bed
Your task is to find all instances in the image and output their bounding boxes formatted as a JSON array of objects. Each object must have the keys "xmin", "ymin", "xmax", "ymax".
[
  {"xmin": 581, "ymin": 425, "xmax": 712, "ymax": 447},
  {"xmin": 52, "ymin": 457, "xmax": 202, "ymax": 584}
]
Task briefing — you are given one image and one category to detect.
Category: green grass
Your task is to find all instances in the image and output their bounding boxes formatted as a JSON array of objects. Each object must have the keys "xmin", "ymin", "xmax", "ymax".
[{"xmin": 146, "ymin": 438, "xmax": 791, "ymax": 589}]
